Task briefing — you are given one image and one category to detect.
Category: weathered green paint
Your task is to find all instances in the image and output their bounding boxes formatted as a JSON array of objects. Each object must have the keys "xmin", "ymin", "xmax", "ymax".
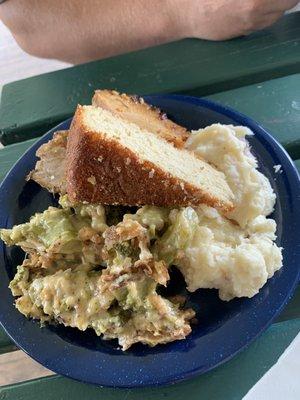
[
  {"xmin": 1, "ymin": 319, "xmax": 299, "ymax": 399},
  {"xmin": 208, "ymin": 74, "xmax": 300, "ymax": 159},
  {"xmin": 1, "ymin": 73, "xmax": 300, "ymax": 160},
  {"xmin": 1, "ymin": 12, "xmax": 300, "ymax": 145},
  {"xmin": 276, "ymin": 286, "xmax": 300, "ymax": 323},
  {"xmin": 294, "ymin": 159, "xmax": 300, "ymax": 170},
  {"xmin": 0, "ymin": 329, "xmax": 16, "ymax": 354}
]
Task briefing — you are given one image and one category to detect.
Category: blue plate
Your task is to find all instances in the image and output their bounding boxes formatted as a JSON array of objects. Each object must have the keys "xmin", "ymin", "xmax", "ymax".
[{"xmin": 0, "ymin": 95, "xmax": 299, "ymax": 388}]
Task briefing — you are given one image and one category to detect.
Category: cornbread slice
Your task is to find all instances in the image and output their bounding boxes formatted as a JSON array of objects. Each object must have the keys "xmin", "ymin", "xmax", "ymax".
[
  {"xmin": 66, "ymin": 105, "xmax": 234, "ymax": 211},
  {"xmin": 92, "ymin": 90, "xmax": 188, "ymax": 148},
  {"xmin": 29, "ymin": 90, "xmax": 189, "ymax": 194}
]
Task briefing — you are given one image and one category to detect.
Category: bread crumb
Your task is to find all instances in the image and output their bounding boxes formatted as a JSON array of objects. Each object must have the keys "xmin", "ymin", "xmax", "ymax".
[
  {"xmin": 131, "ymin": 95, "xmax": 139, "ymax": 103},
  {"xmin": 97, "ymin": 156, "xmax": 103, "ymax": 162},
  {"xmin": 116, "ymin": 167, "xmax": 121, "ymax": 173},
  {"xmin": 87, "ymin": 175, "xmax": 96, "ymax": 185},
  {"xmin": 149, "ymin": 169, "xmax": 155, "ymax": 178},
  {"xmin": 125, "ymin": 158, "xmax": 131, "ymax": 165},
  {"xmin": 273, "ymin": 164, "xmax": 282, "ymax": 174}
]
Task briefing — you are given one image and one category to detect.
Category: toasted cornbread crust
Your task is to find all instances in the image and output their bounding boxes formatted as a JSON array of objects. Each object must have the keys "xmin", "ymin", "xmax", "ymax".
[
  {"xmin": 66, "ymin": 107, "xmax": 233, "ymax": 211},
  {"xmin": 92, "ymin": 90, "xmax": 189, "ymax": 148}
]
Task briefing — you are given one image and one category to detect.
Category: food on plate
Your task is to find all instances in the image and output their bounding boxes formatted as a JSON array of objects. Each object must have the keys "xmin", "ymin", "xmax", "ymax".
[
  {"xmin": 11, "ymin": 265, "xmax": 194, "ymax": 350},
  {"xmin": 2, "ymin": 201, "xmax": 195, "ymax": 350},
  {"xmin": 66, "ymin": 105, "xmax": 233, "ymax": 210},
  {"xmin": 92, "ymin": 90, "xmax": 188, "ymax": 148},
  {"xmin": 175, "ymin": 204, "xmax": 282, "ymax": 300},
  {"xmin": 177, "ymin": 124, "xmax": 282, "ymax": 300},
  {"xmin": 186, "ymin": 124, "xmax": 276, "ymax": 228},
  {"xmin": 0, "ymin": 199, "xmax": 107, "ymax": 265},
  {"xmin": 28, "ymin": 88, "xmax": 189, "ymax": 194},
  {"xmin": 0, "ymin": 91, "xmax": 282, "ymax": 350},
  {"xmin": 28, "ymin": 130, "xmax": 68, "ymax": 194}
]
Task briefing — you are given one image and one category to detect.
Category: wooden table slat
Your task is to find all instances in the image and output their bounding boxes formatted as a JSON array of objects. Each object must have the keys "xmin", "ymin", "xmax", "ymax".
[
  {"xmin": 208, "ymin": 74, "xmax": 300, "ymax": 159},
  {"xmin": 0, "ymin": 329, "xmax": 16, "ymax": 355},
  {"xmin": 294, "ymin": 159, "xmax": 300, "ymax": 169},
  {"xmin": 1, "ymin": 12, "xmax": 300, "ymax": 145},
  {"xmin": 0, "ymin": 139, "xmax": 37, "ymax": 183},
  {"xmin": 1, "ymin": 73, "xmax": 300, "ymax": 159},
  {"xmin": 1, "ymin": 319, "xmax": 299, "ymax": 399}
]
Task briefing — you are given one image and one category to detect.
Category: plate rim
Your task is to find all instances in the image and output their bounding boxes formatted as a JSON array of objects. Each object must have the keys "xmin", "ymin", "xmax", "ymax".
[{"xmin": 0, "ymin": 94, "xmax": 299, "ymax": 388}]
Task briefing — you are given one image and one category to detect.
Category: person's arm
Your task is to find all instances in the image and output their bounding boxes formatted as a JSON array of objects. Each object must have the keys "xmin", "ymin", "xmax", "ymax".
[
  {"xmin": 0, "ymin": 0, "xmax": 186, "ymax": 63},
  {"xmin": 0, "ymin": 0, "xmax": 298, "ymax": 64}
]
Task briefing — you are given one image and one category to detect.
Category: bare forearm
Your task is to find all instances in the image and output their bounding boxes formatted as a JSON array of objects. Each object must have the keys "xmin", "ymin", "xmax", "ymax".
[
  {"xmin": 0, "ymin": 0, "xmax": 298, "ymax": 64},
  {"xmin": 0, "ymin": 0, "xmax": 184, "ymax": 63}
]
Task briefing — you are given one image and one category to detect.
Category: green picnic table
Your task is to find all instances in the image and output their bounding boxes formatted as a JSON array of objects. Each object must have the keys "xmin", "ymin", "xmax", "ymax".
[{"xmin": 0, "ymin": 12, "xmax": 300, "ymax": 400}]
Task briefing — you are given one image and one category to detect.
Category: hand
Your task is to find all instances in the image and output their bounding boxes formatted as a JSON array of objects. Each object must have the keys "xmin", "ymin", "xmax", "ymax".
[{"xmin": 181, "ymin": 0, "xmax": 299, "ymax": 40}]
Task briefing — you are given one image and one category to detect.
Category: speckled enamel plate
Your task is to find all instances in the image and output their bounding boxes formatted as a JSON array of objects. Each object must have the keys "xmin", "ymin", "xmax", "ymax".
[{"xmin": 0, "ymin": 95, "xmax": 299, "ymax": 388}]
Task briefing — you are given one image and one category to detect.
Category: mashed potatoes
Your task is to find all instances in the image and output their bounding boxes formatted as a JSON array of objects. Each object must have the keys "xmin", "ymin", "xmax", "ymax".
[
  {"xmin": 186, "ymin": 124, "xmax": 276, "ymax": 228},
  {"xmin": 177, "ymin": 205, "xmax": 282, "ymax": 300},
  {"xmin": 178, "ymin": 124, "xmax": 282, "ymax": 300}
]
